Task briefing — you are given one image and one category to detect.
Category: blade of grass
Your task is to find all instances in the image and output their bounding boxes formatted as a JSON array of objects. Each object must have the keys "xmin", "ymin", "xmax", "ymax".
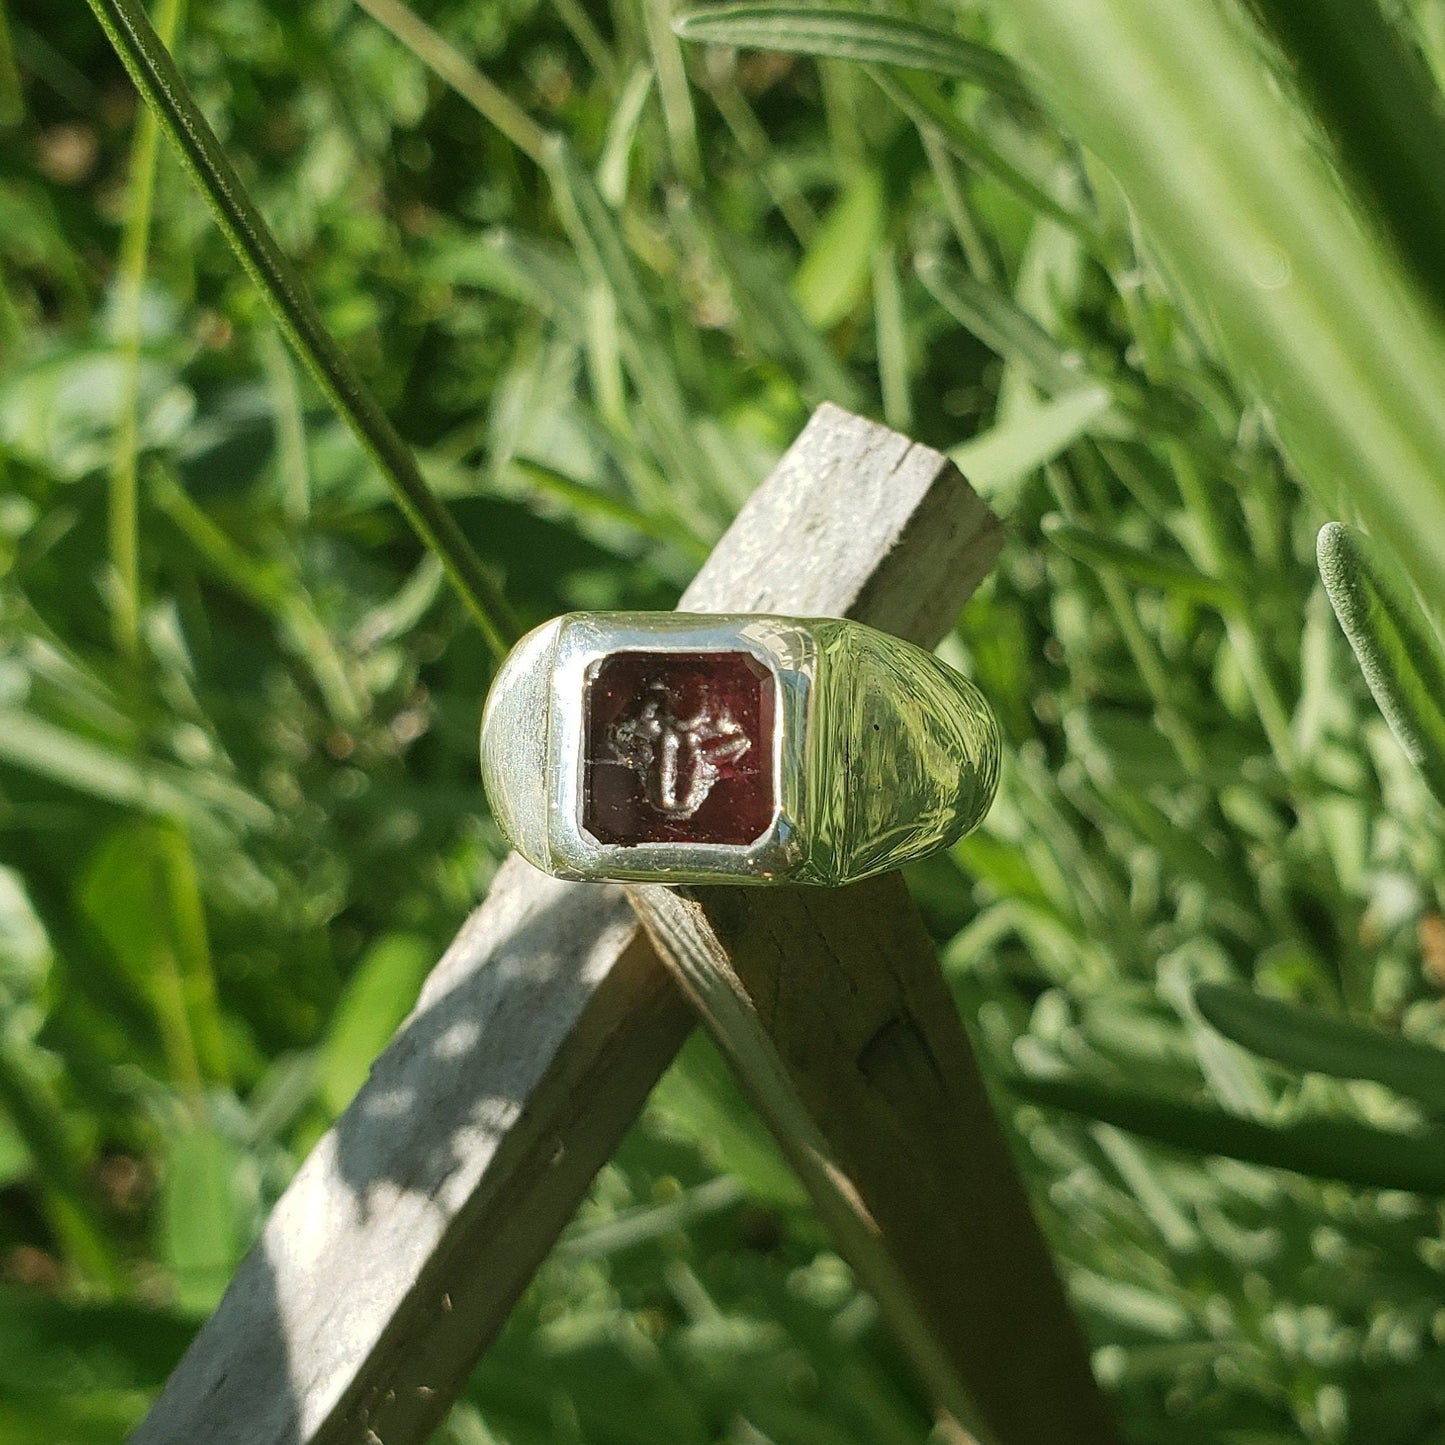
[
  {"xmin": 998, "ymin": 0, "xmax": 1445, "ymax": 627},
  {"xmin": 0, "ymin": 1045, "xmax": 122, "ymax": 1287},
  {"xmin": 872, "ymin": 244, "xmax": 911, "ymax": 431},
  {"xmin": 644, "ymin": 0, "xmax": 702, "ymax": 184},
  {"xmin": 507, "ymin": 457, "xmax": 709, "ymax": 559},
  {"xmin": 673, "ymin": 5, "xmax": 1033, "ymax": 104},
  {"xmin": 554, "ymin": 1176, "xmax": 744, "ymax": 1262},
  {"xmin": 1045, "ymin": 457, "xmax": 1210, "ymax": 778},
  {"xmin": 792, "ymin": 167, "xmax": 883, "ymax": 330},
  {"xmin": 161, "ymin": 1121, "xmax": 252, "ymax": 1314},
  {"xmin": 696, "ymin": 63, "xmax": 817, "ymax": 244},
  {"xmin": 1318, "ymin": 520, "xmax": 1445, "ymax": 806},
  {"xmin": 256, "ymin": 324, "xmax": 310, "ymax": 524},
  {"xmin": 82, "ymin": 0, "xmax": 519, "ymax": 659},
  {"xmin": 920, "ymin": 127, "xmax": 995, "ymax": 285},
  {"xmin": 673, "ymin": 5, "xmax": 1102, "ymax": 252},
  {"xmin": 545, "ymin": 139, "xmax": 732, "ymax": 520},
  {"xmin": 152, "ymin": 467, "xmax": 366, "ymax": 728},
  {"xmin": 917, "ymin": 251, "xmax": 1087, "ymax": 398},
  {"xmin": 869, "ymin": 69, "xmax": 1104, "ymax": 257},
  {"xmin": 109, "ymin": 0, "xmax": 184, "ymax": 664},
  {"xmin": 0, "ymin": 707, "xmax": 271, "ymax": 833},
  {"xmin": 315, "ymin": 934, "xmax": 433, "ymax": 1117},
  {"xmin": 352, "ymin": 0, "xmax": 549, "ymax": 166},
  {"xmin": 948, "ymin": 385, "xmax": 1111, "ymax": 498},
  {"xmin": 8, "ymin": 21, "xmax": 97, "ymax": 112},
  {"xmin": 596, "ymin": 62, "xmax": 653, "ymax": 207},
  {"xmin": 1195, "ymin": 983, "xmax": 1445, "ymax": 1115},
  {"xmin": 1247, "ymin": 0, "xmax": 1445, "ymax": 323},
  {"xmin": 691, "ymin": 197, "xmax": 859, "ymax": 406},
  {"xmin": 1169, "ymin": 443, "xmax": 1301, "ymax": 779},
  {"xmin": 550, "ymin": 0, "xmax": 618, "ymax": 86},
  {"xmin": 1011, "ymin": 1073, "xmax": 1445, "ymax": 1195},
  {"xmin": 0, "ymin": 271, "xmax": 22, "ymax": 358},
  {"xmin": 0, "ymin": 0, "xmax": 22, "ymax": 128},
  {"xmin": 1043, "ymin": 516, "xmax": 1237, "ymax": 611},
  {"xmin": 79, "ymin": 821, "xmax": 229, "ymax": 1093}
]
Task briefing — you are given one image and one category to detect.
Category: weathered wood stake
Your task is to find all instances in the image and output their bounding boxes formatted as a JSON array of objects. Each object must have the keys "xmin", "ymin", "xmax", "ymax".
[{"xmin": 133, "ymin": 405, "xmax": 1116, "ymax": 1445}]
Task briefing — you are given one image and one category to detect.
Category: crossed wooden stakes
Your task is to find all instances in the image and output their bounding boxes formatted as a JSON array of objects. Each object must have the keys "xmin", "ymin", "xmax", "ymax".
[{"xmin": 135, "ymin": 406, "xmax": 1120, "ymax": 1445}]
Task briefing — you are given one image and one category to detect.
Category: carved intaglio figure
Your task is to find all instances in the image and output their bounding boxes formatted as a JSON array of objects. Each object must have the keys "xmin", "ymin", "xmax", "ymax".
[
  {"xmin": 609, "ymin": 682, "xmax": 752, "ymax": 819},
  {"xmin": 579, "ymin": 647, "xmax": 777, "ymax": 847}
]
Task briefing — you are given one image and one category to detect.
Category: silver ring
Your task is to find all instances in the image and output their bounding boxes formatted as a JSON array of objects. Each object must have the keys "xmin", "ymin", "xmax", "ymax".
[{"xmin": 480, "ymin": 612, "xmax": 1000, "ymax": 886}]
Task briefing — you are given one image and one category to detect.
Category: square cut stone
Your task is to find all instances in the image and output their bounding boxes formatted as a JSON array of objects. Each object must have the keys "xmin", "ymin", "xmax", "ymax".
[{"xmin": 582, "ymin": 649, "xmax": 777, "ymax": 847}]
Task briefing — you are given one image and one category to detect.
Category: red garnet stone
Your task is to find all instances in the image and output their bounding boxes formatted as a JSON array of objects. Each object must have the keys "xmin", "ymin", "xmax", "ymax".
[{"xmin": 583, "ymin": 649, "xmax": 777, "ymax": 846}]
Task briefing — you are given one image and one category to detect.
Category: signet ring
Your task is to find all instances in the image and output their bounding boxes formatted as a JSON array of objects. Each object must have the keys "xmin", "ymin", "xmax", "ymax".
[{"xmin": 480, "ymin": 612, "xmax": 1001, "ymax": 886}]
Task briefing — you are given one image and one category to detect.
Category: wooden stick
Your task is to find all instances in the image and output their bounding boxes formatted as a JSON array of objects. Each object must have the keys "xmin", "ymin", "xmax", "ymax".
[
  {"xmin": 628, "ymin": 878, "xmax": 1117, "ymax": 1445},
  {"xmin": 134, "ymin": 405, "xmax": 1112, "ymax": 1445}
]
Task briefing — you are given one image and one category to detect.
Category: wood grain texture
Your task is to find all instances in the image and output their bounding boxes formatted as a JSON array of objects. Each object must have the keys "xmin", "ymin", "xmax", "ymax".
[
  {"xmin": 628, "ymin": 877, "xmax": 1119, "ymax": 1445},
  {"xmin": 133, "ymin": 404, "xmax": 1103, "ymax": 1445}
]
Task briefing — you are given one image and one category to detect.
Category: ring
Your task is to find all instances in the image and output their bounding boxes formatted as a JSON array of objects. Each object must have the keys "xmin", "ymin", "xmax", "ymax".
[{"xmin": 480, "ymin": 612, "xmax": 1000, "ymax": 886}]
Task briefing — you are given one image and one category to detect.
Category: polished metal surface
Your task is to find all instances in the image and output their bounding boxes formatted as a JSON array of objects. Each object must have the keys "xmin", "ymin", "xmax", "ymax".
[{"xmin": 481, "ymin": 612, "xmax": 1000, "ymax": 886}]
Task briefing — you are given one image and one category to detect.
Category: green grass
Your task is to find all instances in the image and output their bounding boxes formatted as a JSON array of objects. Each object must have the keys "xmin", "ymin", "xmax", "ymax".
[{"xmin": 3, "ymin": 0, "xmax": 1445, "ymax": 1441}]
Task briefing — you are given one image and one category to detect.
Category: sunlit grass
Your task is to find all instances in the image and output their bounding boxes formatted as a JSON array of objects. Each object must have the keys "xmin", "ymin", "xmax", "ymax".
[{"xmin": 1, "ymin": 0, "xmax": 1444, "ymax": 1441}]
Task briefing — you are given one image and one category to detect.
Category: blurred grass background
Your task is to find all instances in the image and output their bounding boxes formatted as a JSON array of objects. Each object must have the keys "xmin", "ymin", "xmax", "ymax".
[{"xmin": 5, "ymin": 0, "xmax": 1445, "ymax": 1441}]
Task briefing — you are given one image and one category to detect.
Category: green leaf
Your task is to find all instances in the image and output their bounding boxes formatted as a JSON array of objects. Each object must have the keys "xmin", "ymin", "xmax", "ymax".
[
  {"xmin": 152, "ymin": 471, "xmax": 365, "ymax": 728},
  {"xmin": 873, "ymin": 244, "xmax": 912, "ymax": 431},
  {"xmin": 556, "ymin": 1176, "xmax": 745, "ymax": 1263},
  {"xmin": 675, "ymin": 4, "xmax": 1102, "ymax": 250},
  {"xmin": 1317, "ymin": 521, "xmax": 1445, "ymax": 805},
  {"xmin": 0, "ymin": 1044, "xmax": 120, "ymax": 1286},
  {"xmin": 673, "ymin": 5, "xmax": 1032, "ymax": 104},
  {"xmin": 1248, "ymin": 0, "xmax": 1445, "ymax": 322},
  {"xmin": 355, "ymin": 0, "xmax": 549, "ymax": 165},
  {"xmin": 695, "ymin": 201, "xmax": 861, "ymax": 408},
  {"xmin": 949, "ymin": 386, "xmax": 1111, "ymax": 498},
  {"xmin": 0, "ymin": 865, "xmax": 50, "ymax": 1010},
  {"xmin": 1044, "ymin": 517, "xmax": 1236, "ymax": 610},
  {"xmin": 0, "ymin": 707, "xmax": 270, "ymax": 835},
  {"xmin": 916, "ymin": 253, "xmax": 1084, "ymax": 396},
  {"xmin": 0, "ymin": 1285, "xmax": 193, "ymax": 1397},
  {"xmin": 161, "ymin": 1122, "xmax": 252, "ymax": 1315},
  {"xmin": 506, "ymin": 458, "xmax": 708, "ymax": 559},
  {"xmin": 354, "ymin": 0, "xmax": 726, "ymax": 524},
  {"xmin": 433, "ymin": 230, "xmax": 586, "ymax": 324},
  {"xmin": 0, "ymin": 1113, "xmax": 28, "ymax": 1188},
  {"xmin": 1195, "ymin": 983, "xmax": 1445, "ymax": 1116},
  {"xmin": 1010, "ymin": 1073, "xmax": 1445, "ymax": 1194},
  {"xmin": 997, "ymin": 0, "xmax": 1445, "ymax": 625},
  {"xmin": 0, "ymin": 870, "xmax": 57, "ymax": 1194},
  {"xmin": 108, "ymin": 0, "xmax": 184, "ymax": 661},
  {"xmin": 0, "ymin": 347, "xmax": 194, "ymax": 481},
  {"xmin": 77, "ymin": 822, "xmax": 229, "ymax": 1089},
  {"xmin": 876, "ymin": 70, "xmax": 1103, "ymax": 253},
  {"xmin": 316, "ymin": 933, "xmax": 433, "ymax": 1117},
  {"xmin": 791, "ymin": 169, "xmax": 884, "ymax": 330}
]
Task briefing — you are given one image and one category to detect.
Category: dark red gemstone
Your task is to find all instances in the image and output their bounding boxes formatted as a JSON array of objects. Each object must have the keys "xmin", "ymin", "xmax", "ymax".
[{"xmin": 582, "ymin": 650, "xmax": 776, "ymax": 846}]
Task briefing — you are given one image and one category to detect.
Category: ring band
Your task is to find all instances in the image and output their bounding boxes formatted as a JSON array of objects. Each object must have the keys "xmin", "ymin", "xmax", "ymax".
[{"xmin": 480, "ymin": 612, "xmax": 1000, "ymax": 886}]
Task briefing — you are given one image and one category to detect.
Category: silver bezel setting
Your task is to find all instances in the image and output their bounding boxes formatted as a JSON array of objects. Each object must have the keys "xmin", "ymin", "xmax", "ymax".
[{"xmin": 544, "ymin": 613, "xmax": 815, "ymax": 883}]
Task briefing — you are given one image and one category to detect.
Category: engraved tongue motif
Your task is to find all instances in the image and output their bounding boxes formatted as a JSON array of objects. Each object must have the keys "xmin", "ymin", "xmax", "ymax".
[{"xmin": 610, "ymin": 683, "xmax": 751, "ymax": 818}]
